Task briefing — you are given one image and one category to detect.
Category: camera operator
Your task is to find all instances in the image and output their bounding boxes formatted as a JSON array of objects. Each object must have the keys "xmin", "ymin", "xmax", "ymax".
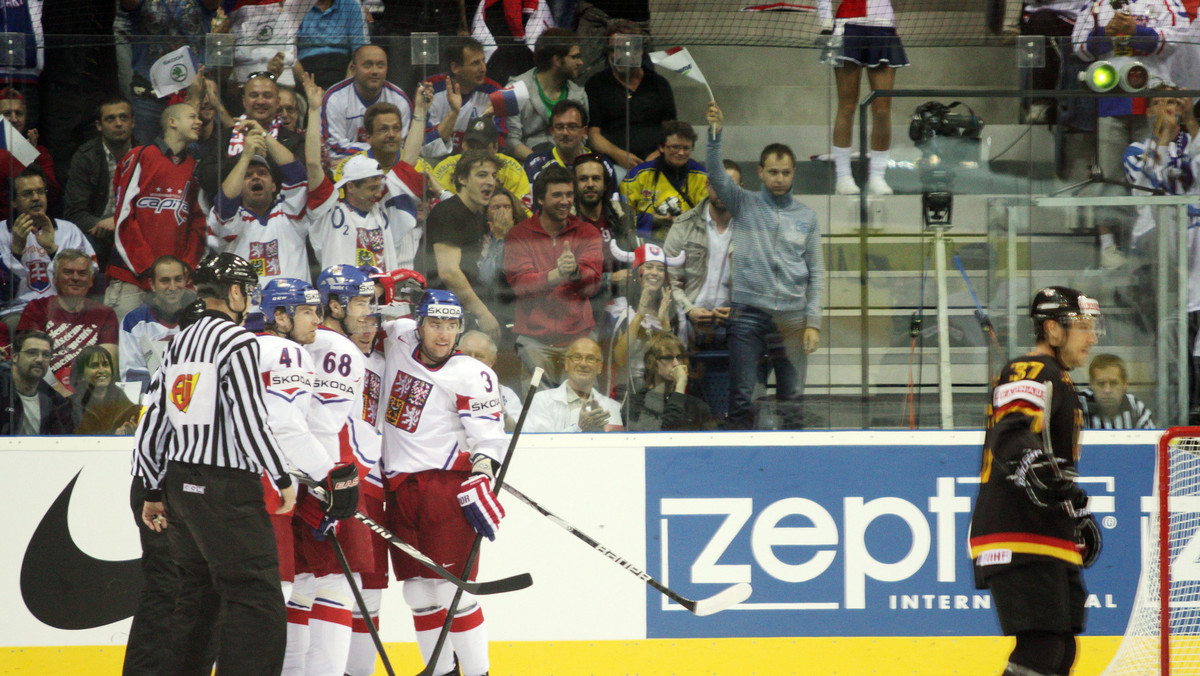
[
  {"xmin": 620, "ymin": 120, "xmax": 708, "ymax": 242},
  {"xmin": 1073, "ymin": 0, "xmax": 1191, "ymax": 269}
]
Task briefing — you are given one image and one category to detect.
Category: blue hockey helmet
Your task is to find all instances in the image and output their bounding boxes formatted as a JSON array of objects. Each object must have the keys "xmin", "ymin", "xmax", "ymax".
[
  {"xmin": 261, "ymin": 278, "xmax": 321, "ymax": 321},
  {"xmin": 414, "ymin": 289, "xmax": 464, "ymax": 326},
  {"xmin": 316, "ymin": 264, "xmax": 374, "ymax": 308}
]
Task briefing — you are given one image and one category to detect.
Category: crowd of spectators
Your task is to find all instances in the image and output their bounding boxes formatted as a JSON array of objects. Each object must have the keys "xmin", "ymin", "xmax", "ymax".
[{"xmin": 0, "ymin": 0, "xmax": 1168, "ymax": 435}]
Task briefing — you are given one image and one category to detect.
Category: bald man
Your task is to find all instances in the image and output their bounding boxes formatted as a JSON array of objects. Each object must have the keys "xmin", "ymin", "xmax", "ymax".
[{"xmin": 524, "ymin": 337, "xmax": 623, "ymax": 432}]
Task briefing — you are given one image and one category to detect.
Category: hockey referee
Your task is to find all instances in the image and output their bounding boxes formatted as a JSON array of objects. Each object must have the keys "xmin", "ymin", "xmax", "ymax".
[{"xmin": 133, "ymin": 252, "xmax": 297, "ymax": 674}]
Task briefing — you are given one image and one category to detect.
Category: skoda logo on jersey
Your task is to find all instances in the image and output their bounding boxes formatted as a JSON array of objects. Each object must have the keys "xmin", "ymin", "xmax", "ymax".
[{"xmin": 170, "ymin": 373, "xmax": 200, "ymax": 412}]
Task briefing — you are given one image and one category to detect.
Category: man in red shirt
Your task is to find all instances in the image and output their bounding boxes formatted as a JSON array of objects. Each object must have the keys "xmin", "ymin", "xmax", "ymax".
[
  {"xmin": 107, "ymin": 102, "xmax": 206, "ymax": 321},
  {"xmin": 18, "ymin": 248, "xmax": 118, "ymax": 396},
  {"xmin": 504, "ymin": 163, "xmax": 602, "ymax": 388}
]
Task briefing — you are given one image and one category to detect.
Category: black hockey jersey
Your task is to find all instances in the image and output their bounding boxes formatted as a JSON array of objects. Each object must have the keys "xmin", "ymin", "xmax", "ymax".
[{"xmin": 969, "ymin": 353, "xmax": 1084, "ymax": 583}]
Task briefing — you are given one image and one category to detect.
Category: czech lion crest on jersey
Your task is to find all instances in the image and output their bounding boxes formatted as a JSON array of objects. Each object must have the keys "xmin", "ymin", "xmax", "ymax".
[{"xmin": 385, "ymin": 371, "xmax": 432, "ymax": 433}]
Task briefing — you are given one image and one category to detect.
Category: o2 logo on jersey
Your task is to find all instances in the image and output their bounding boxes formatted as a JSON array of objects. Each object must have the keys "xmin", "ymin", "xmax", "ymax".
[
  {"xmin": 170, "ymin": 373, "xmax": 200, "ymax": 412},
  {"xmin": 385, "ymin": 371, "xmax": 432, "ymax": 433}
]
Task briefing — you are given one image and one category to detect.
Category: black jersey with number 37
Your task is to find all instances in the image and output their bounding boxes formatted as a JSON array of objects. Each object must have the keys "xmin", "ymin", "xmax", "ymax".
[{"xmin": 969, "ymin": 354, "xmax": 1084, "ymax": 583}]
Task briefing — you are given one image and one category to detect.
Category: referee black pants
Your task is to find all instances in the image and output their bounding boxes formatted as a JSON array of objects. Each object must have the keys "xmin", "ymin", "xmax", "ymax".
[{"xmin": 166, "ymin": 463, "xmax": 285, "ymax": 676}]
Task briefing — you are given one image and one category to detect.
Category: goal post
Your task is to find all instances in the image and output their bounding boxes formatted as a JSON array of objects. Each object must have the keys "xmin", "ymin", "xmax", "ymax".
[{"xmin": 1101, "ymin": 427, "xmax": 1200, "ymax": 676}]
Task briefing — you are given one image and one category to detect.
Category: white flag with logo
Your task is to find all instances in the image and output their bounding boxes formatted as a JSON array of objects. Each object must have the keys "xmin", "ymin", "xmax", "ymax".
[
  {"xmin": 149, "ymin": 46, "xmax": 198, "ymax": 99},
  {"xmin": 649, "ymin": 47, "xmax": 714, "ymax": 101}
]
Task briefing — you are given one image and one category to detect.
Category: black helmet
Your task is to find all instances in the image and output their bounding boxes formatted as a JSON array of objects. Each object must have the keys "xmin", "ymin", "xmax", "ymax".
[
  {"xmin": 1031, "ymin": 286, "xmax": 1101, "ymax": 337},
  {"xmin": 178, "ymin": 299, "xmax": 208, "ymax": 329},
  {"xmin": 195, "ymin": 253, "xmax": 258, "ymax": 288}
]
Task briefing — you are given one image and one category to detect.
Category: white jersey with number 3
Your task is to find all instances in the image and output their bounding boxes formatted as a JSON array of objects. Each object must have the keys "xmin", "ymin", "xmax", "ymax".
[
  {"xmin": 306, "ymin": 327, "xmax": 379, "ymax": 473},
  {"xmin": 379, "ymin": 318, "xmax": 507, "ymax": 484}
]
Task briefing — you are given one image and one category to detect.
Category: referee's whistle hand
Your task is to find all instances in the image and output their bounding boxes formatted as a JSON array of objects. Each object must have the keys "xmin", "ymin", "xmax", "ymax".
[
  {"xmin": 276, "ymin": 484, "xmax": 297, "ymax": 514},
  {"xmin": 142, "ymin": 501, "xmax": 168, "ymax": 532}
]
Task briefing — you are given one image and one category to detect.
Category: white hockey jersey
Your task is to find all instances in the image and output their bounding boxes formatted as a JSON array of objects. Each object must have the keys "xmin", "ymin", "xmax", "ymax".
[
  {"xmin": 207, "ymin": 160, "xmax": 312, "ymax": 284},
  {"xmin": 307, "ymin": 161, "xmax": 423, "ymax": 271},
  {"xmin": 119, "ymin": 303, "xmax": 180, "ymax": 387},
  {"xmin": 0, "ymin": 218, "xmax": 96, "ymax": 313},
  {"xmin": 420, "ymin": 73, "xmax": 506, "ymax": 162},
  {"xmin": 321, "ymin": 78, "xmax": 414, "ymax": 160},
  {"xmin": 256, "ymin": 332, "xmax": 337, "ymax": 482},
  {"xmin": 306, "ymin": 326, "xmax": 380, "ymax": 476},
  {"xmin": 378, "ymin": 318, "xmax": 508, "ymax": 485}
]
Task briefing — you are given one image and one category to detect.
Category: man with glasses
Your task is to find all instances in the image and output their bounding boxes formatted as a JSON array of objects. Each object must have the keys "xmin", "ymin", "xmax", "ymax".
[
  {"xmin": 0, "ymin": 167, "xmax": 96, "ymax": 321},
  {"xmin": 620, "ymin": 120, "xmax": 708, "ymax": 241},
  {"xmin": 0, "ymin": 330, "xmax": 73, "ymax": 434},
  {"xmin": 504, "ymin": 28, "xmax": 588, "ymax": 162},
  {"xmin": 322, "ymin": 44, "xmax": 414, "ymax": 162},
  {"xmin": 525, "ymin": 100, "xmax": 616, "ymax": 193},
  {"xmin": 525, "ymin": 337, "xmax": 623, "ymax": 432}
]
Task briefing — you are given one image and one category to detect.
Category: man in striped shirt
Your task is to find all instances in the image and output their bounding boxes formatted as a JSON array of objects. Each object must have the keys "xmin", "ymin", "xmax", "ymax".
[
  {"xmin": 1078, "ymin": 353, "xmax": 1156, "ymax": 429},
  {"xmin": 133, "ymin": 252, "xmax": 296, "ymax": 674}
]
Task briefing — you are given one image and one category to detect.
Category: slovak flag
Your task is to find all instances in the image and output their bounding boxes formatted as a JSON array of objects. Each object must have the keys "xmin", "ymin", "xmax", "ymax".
[
  {"xmin": 488, "ymin": 80, "xmax": 531, "ymax": 118},
  {"xmin": 649, "ymin": 47, "xmax": 714, "ymax": 100}
]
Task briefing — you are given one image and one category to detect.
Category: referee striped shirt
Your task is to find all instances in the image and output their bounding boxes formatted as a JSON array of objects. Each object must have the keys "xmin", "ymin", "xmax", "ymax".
[
  {"xmin": 1078, "ymin": 389, "xmax": 1157, "ymax": 429},
  {"xmin": 133, "ymin": 310, "xmax": 291, "ymax": 498}
]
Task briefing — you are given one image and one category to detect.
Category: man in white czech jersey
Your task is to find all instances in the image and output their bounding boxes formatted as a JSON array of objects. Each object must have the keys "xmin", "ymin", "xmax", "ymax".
[
  {"xmin": 254, "ymin": 278, "xmax": 351, "ymax": 608},
  {"xmin": 380, "ymin": 289, "xmax": 508, "ymax": 676},
  {"xmin": 284, "ymin": 264, "xmax": 379, "ymax": 676}
]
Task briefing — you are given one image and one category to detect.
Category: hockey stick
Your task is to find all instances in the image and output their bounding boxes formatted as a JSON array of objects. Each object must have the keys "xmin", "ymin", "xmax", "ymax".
[
  {"xmin": 502, "ymin": 481, "xmax": 752, "ymax": 616},
  {"xmin": 418, "ymin": 367, "xmax": 544, "ymax": 676},
  {"xmin": 953, "ymin": 254, "xmax": 1003, "ymax": 380},
  {"xmin": 327, "ymin": 530, "xmax": 396, "ymax": 676},
  {"xmin": 290, "ymin": 473, "xmax": 533, "ymax": 596}
]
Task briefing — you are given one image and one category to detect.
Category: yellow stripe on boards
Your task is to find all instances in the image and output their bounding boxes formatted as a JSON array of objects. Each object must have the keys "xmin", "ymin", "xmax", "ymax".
[{"xmin": 0, "ymin": 637, "xmax": 1126, "ymax": 675}]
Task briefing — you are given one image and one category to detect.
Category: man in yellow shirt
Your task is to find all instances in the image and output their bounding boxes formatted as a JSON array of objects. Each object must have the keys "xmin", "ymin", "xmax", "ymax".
[{"xmin": 431, "ymin": 118, "xmax": 532, "ymax": 211}]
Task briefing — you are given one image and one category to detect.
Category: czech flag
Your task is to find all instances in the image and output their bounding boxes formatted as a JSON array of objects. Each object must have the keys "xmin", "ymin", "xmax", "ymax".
[{"xmin": 488, "ymin": 80, "xmax": 531, "ymax": 118}]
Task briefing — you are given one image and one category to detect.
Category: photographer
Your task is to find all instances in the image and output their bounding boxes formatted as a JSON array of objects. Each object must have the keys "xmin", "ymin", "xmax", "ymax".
[{"xmin": 619, "ymin": 120, "xmax": 708, "ymax": 242}]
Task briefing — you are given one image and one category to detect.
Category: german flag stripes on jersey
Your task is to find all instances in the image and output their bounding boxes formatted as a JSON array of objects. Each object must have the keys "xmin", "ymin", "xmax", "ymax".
[
  {"xmin": 968, "ymin": 353, "xmax": 1085, "ymax": 580},
  {"xmin": 133, "ymin": 311, "xmax": 293, "ymax": 497}
]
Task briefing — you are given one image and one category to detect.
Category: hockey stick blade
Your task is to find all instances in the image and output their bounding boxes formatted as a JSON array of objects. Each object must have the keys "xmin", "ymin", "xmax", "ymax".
[
  {"xmin": 289, "ymin": 472, "xmax": 533, "ymax": 595},
  {"xmin": 503, "ymin": 482, "xmax": 751, "ymax": 616}
]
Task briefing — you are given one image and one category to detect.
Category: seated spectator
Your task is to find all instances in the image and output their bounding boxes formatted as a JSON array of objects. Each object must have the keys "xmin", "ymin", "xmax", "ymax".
[
  {"xmin": 620, "ymin": 120, "xmax": 708, "ymax": 241},
  {"xmin": 432, "ymin": 118, "xmax": 532, "ymax": 210},
  {"xmin": 663, "ymin": 160, "xmax": 741, "ymax": 349},
  {"xmin": 1079, "ymin": 353, "xmax": 1156, "ymax": 429},
  {"xmin": 0, "ymin": 88, "xmax": 62, "ymax": 218},
  {"xmin": 68, "ymin": 345, "xmax": 140, "ymax": 435},
  {"xmin": 64, "ymin": 97, "xmax": 134, "ymax": 272},
  {"xmin": 322, "ymin": 44, "xmax": 413, "ymax": 161},
  {"xmin": 278, "ymin": 86, "xmax": 305, "ymax": 135},
  {"xmin": 207, "ymin": 123, "xmax": 311, "ymax": 283},
  {"xmin": 421, "ymin": 38, "xmax": 505, "ymax": 163},
  {"xmin": 421, "ymin": 149, "xmax": 503, "ymax": 338},
  {"xmin": 107, "ymin": 103, "xmax": 207, "ymax": 321},
  {"xmin": 524, "ymin": 337, "xmax": 623, "ymax": 432},
  {"xmin": 197, "ymin": 72, "xmax": 304, "ymax": 198},
  {"xmin": 296, "ymin": 0, "xmax": 369, "ymax": 90},
  {"xmin": 476, "ymin": 185, "xmax": 527, "ymax": 345},
  {"xmin": 505, "ymin": 164, "xmax": 603, "ymax": 389},
  {"xmin": 18, "ymin": 249, "xmax": 119, "ymax": 396},
  {"xmin": 504, "ymin": 28, "xmax": 587, "ymax": 162},
  {"xmin": 606, "ymin": 242, "xmax": 682, "ymax": 396},
  {"xmin": 459, "ymin": 329, "xmax": 522, "ymax": 431},
  {"xmin": 525, "ymin": 100, "xmax": 616, "ymax": 191},
  {"xmin": 119, "ymin": 255, "xmax": 193, "ymax": 388},
  {"xmin": 305, "ymin": 74, "xmax": 428, "ymax": 272},
  {"xmin": 584, "ymin": 22, "xmax": 676, "ymax": 172},
  {"xmin": 121, "ymin": 0, "xmax": 217, "ymax": 146},
  {"xmin": 0, "ymin": 167, "xmax": 96, "ymax": 320},
  {"xmin": 626, "ymin": 332, "xmax": 716, "ymax": 431},
  {"xmin": 0, "ymin": 329, "xmax": 73, "ymax": 434}
]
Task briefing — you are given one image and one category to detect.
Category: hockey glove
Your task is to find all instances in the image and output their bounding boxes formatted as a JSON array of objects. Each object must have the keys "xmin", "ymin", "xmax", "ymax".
[
  {"xmin": 321, "ymin": 462, "xmax": 360, "ymax": 521},
  {"xmin": 295, "ymin": 491, "xmax": 338, "ymax": 541},
  {"xmin": 1076, "ymin": 514, "xmax": 1103, "ymax": 568},
  {"xmin": 458, "ymin": 474, "xmax": 505, "ymax": 541},
  {"xmin": 1006, "ymin": 448, "xmax": 1080, "ymax": 508}
]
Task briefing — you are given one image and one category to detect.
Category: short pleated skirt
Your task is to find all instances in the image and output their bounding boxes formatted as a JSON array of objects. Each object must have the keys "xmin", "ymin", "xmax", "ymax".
[{"xmin": 833, "ymin": 24, "xmax": 909, "ymax": 68}]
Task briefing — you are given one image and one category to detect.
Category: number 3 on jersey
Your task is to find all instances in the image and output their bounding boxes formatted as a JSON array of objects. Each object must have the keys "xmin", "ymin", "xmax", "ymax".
[{"xmin": 323, "ymin": 352, "xmax": 353, "ymax": 377}]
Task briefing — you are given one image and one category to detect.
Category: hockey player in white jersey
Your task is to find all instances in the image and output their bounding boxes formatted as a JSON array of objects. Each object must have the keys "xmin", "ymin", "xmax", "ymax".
[
  {"xmin": 380, "ymin": 289, "xmax": 508, "ymax": 676},
  {"xmin": 283, "ymin": 265, "xmax": 380, "ymax": 676}
]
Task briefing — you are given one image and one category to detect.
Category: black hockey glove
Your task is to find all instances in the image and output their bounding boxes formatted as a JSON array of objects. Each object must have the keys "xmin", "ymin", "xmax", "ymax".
[
  {"xmin": 1076, "ymin": 514, "xmax": 1102, "ymax": 568},
  {"xmin": 321, "ymin": 462, "xmax": 360, "ymax": 521},
  {"xmin": 1006, "ymin": 448, "xmax": 1081, "ymax": 508}
]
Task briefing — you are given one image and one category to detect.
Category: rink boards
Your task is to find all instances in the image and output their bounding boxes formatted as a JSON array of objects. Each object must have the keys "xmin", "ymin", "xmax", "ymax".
[{"xmin": 0, "ymin": 430, "xmax": 1164, "ymax": 674}]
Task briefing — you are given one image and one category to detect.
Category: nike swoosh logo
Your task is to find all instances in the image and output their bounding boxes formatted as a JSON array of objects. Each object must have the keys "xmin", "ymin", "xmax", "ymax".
[{"xmin": 21, "ymin": 470, "xmax": 143, "ymax": 629}]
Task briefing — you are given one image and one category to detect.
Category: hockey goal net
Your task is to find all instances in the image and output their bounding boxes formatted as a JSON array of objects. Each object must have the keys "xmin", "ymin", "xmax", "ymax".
[{"xmin": 1102, "ymin": 427, "xmax": 1200, "ymax": 676}]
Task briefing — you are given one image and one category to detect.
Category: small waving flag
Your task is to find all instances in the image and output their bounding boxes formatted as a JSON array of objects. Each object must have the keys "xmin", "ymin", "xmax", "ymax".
[
  {"xmin": 0, "ymin": 115, "xmax": 39, "ymax": 167},
  {"xmin": 149, "ymin": 46, "xmax": 198, "ymax": 99},
  {"xmin": 648, "ymin": 47, "xmax": 714, "ymax": 102},
  {"xmin": 488, "ymin": 80, "xmax": 531, "ymax": 118}
]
